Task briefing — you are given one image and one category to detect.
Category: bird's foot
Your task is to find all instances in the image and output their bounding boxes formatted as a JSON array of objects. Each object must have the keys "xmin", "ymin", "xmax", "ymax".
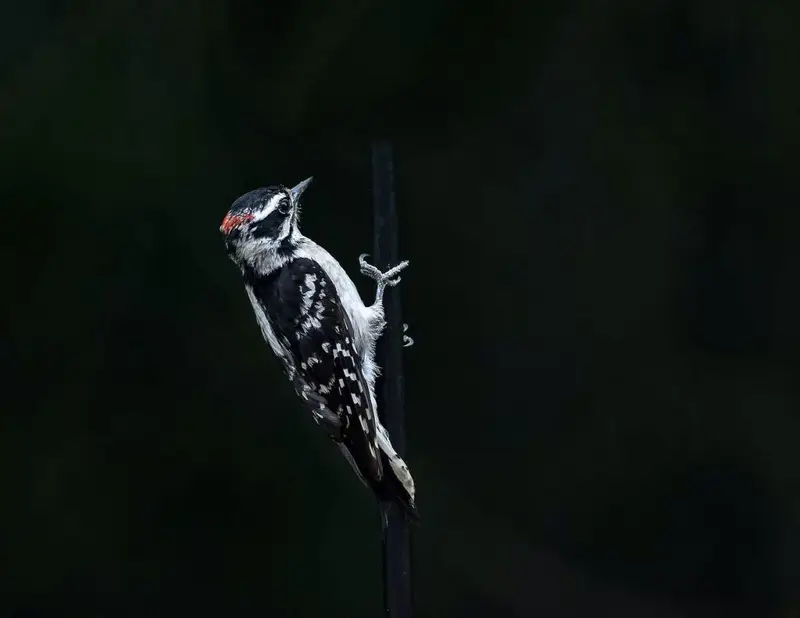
[
  {"xmin": 359, "ymin": 254, "xmax": 409, "ymax": 286},
  {"xmin": 358, "ymin": 254, "xmax": 409, "ymax": 303},
  {"xmin": 403, "ymin": 323, "xmax": 414, "ymax": 348}
]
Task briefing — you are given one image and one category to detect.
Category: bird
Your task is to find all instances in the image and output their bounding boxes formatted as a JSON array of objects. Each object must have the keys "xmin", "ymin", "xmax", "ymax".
[{"xmin": 220, "ymin": 177, "xmax": 417, "ymax": 522}]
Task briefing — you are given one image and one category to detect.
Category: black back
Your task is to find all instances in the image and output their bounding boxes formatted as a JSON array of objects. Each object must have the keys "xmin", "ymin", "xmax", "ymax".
[{"xmin": 245, "ymin": 257, "xmax": 384, "ymax": 486}]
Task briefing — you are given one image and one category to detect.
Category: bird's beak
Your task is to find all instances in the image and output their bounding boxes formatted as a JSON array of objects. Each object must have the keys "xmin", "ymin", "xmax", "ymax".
[
  {"xmin": 290, "ymin": 177, "xmax": 313, "ymax": 202},
  {"xmin": 220, "ymin": 213, "xmax": 254, "ymax": 235}
]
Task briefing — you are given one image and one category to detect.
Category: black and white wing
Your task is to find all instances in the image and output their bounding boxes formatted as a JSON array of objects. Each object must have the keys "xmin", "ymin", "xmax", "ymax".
[{"xmin": 248, "ymin": 257, "xmax": 383, "ymax": 485}]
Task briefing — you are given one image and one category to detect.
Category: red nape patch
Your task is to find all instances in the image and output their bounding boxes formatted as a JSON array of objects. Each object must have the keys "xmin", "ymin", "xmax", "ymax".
[{"xmin": 220, "ymin": 213, "xmax": 254, "ymax": 234}]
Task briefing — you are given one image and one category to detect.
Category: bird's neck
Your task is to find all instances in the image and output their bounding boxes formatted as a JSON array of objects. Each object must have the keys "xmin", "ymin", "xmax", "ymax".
[{"xmin": 238, "ymin": 232, "xmax": 309, "ymax": 276}]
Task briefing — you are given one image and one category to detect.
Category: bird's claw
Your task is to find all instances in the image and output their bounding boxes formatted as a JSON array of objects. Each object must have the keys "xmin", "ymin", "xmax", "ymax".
[
  {"xmin": 403, "ymin": 323, "xmax": 414, "ymax": 348},
  {"xmin": 359, "ymin": 254, "xmax": 409, "ymax": 287}
]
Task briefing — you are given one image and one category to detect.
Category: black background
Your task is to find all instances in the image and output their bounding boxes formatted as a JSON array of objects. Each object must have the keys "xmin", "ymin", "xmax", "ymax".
[{"xmin": 2, "ymin": 1, "xmax": 799, "ymax": 616}]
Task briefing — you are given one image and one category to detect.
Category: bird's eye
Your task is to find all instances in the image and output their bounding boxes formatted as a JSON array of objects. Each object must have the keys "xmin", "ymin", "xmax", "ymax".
[{"xmin": 277, "ymin": 197, "xmax": 292, "ymax": 215}]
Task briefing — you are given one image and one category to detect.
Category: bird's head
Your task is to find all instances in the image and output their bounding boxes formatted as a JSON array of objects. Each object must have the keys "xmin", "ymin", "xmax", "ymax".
[{"xmin": 220, "ymin": 177, "xmax": 312, "ymax": 265}]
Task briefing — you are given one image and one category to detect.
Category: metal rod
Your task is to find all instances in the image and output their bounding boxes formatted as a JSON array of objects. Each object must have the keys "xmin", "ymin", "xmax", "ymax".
[{"xmin": 372, "ymin": 140, "xmax": 412, "ymax": 618}]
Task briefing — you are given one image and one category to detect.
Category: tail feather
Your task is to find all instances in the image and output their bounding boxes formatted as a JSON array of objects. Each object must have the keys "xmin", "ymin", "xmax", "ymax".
[
  {"xmin": 379, "ymin": 494, "xmax": 418, "ymax": 532},
  {"xmin": 381, "ymin": 478, "xmax": 419, "ymax": 524},
  {"xmin": 375, "ymin": 423, "xmax": 419, "ymax": 523}
]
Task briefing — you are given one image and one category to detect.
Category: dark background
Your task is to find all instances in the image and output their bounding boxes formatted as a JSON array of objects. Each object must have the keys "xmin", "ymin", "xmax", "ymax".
[{"xmin": 2, "ymin": 1, "xmax": 799, "ymax": 616}]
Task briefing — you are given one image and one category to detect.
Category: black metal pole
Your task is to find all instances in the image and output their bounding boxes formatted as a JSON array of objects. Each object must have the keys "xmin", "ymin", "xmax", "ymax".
[{"xmin": 372, "ymin": 140, "xmax": 412, "ymax": 618}]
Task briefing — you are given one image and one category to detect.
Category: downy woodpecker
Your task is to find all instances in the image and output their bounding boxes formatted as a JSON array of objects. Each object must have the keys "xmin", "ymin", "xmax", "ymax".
[{"xmin": 220, "ymin": 177, "xmax": 417, "ymax": 521}]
